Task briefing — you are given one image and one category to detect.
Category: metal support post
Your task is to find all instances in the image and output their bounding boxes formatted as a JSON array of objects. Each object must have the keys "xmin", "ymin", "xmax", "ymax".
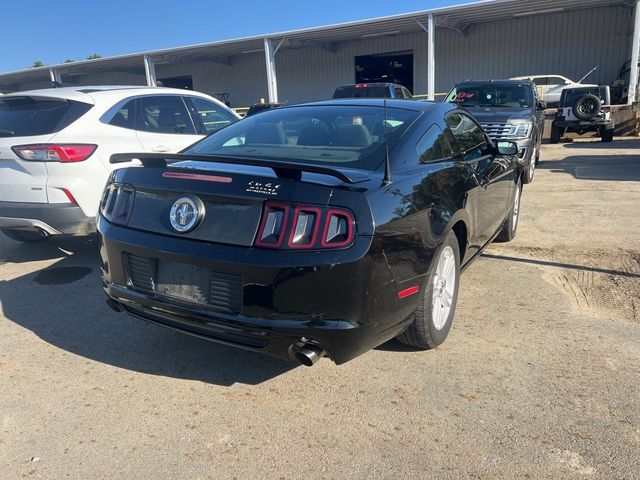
[
  {"xmin": 427, "ymin": 14, "xmax": 436, "ymax": 101},
  {"xmin": 264, "ymin": 38, "xmax": 279, "ymax": 103},
  {"xmin": 49, "ymin": 68, "xmax": 62, "ymax": 86},
  {"xmin": 144, "ymin": 55, "xmax": 157, "ymax": 87},
  {"xmin": 628, "ymin": 0, "xmax": 640, "ymax": 104}
]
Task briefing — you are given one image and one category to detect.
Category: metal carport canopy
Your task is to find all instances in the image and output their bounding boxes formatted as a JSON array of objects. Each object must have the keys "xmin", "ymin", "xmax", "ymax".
[{"xmin": 0, "ymin": 0, "xmax": 634, "ymax": 99}]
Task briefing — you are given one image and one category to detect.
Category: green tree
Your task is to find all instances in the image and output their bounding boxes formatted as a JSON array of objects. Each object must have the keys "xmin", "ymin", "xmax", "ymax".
[
  {"xmin": 31, "ymin": 60, "xmax": 45, "ymax": 68},
  {"xmin": 64, "ymin": 59, "xmax": 74, "ymax": 63},
  {"xmin": 86, "ymin": 54, "xmax": 102, "ymax": 60}
]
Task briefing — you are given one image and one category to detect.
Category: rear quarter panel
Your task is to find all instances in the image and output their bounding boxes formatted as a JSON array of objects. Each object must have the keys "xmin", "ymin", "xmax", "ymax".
[{"xmin": 367, "ymin": 115, "xmax": 477, "ymax": 285}]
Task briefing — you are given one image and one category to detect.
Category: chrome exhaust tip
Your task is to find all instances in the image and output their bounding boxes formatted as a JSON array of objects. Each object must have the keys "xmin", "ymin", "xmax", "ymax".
[{"xmin": 294, "ymin": 344, "xmax": 325, "ymax": 367}]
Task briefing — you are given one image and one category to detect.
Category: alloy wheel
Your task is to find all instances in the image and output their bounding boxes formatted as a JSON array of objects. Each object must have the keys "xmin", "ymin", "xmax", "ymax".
[{"xmin": 431, "ymin": 246, "xmax": 456, "ymax": 330}]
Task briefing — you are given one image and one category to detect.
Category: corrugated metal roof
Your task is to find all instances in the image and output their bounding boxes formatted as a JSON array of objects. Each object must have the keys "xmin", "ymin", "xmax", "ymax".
[{"xmin": 0, "ymin": 0, "xmax": 633, "ymax": 82}]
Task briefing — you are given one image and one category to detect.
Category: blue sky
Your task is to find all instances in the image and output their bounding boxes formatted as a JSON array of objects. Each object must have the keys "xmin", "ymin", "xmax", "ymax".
[{"xmin": 1, "ymin": 0, "xmax": 473, "ymax": 72}]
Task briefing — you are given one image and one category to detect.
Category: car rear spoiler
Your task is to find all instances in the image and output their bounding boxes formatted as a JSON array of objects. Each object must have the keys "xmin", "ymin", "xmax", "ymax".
[{"xmin": 109, "ymin": 152, "xmax": 371, "ymax": 184}]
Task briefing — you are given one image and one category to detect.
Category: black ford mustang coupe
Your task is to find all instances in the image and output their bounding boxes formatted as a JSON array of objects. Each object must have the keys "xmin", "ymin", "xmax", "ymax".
[{"xmin": 99, "ymin": 99, "xmax": 522, "ymax": 366}]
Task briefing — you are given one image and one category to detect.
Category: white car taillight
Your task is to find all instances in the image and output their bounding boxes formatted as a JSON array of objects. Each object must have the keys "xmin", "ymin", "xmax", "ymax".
[{"xmin": 12, "ymin": 144, "xmax": 97, "ymax": 162}]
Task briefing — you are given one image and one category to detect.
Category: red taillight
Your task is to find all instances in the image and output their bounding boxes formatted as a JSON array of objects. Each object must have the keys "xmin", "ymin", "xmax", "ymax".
[
  {"xmin": 287, "ymin": 206, "xmax": 321, "ymax": 249},
  {"xmin": 355, "ymin": 84, "xmax": 368, "ymax": 88},
  {"xmin": 255, "ymin": 202, "xmax": 355, "ymax": 250},
  {"xmin": 321, "ymin": 209, "xmax": 355, "ymax": 248},
  {"xmin": 255, "ymin": 202, "xmax": 289, "ymax": 247},
  {"xmin": 602, "ymin": 106, "xmax": 611, "ymax": 113},
  {"xmin": 100, "ymin": 183, "xmax": 135, "ymax": 226},
  {"xmin": 12, "ymin": 144, "xmax": 97, "ymax": 163}
]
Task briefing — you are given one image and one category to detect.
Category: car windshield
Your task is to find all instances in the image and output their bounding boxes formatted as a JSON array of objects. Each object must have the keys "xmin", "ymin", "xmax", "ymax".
[
  {"xmin": 186, "ymin": 105, "xmax": 420, "ymax": 171},
  {"xmin": 446, "ymin": 84, "xmax": 533, "ymax": 108}
]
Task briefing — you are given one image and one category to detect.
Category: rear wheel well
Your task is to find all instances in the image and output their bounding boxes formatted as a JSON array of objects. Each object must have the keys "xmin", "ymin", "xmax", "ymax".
[{"xmin": 451, "ymin": 221, "xmax": 468, "ymax": 262}]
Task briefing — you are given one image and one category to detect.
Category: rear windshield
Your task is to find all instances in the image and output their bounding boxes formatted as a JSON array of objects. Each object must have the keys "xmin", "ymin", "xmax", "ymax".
[
  {"xmin": 333, "ymin": 86, "xmax": 391, "ymax": 99},
  {"xmin": 0, "ymin": 96, "xmax": 91, "ymax": 137},
  {"xmin": 186, "ymin": 105, "xmax": 420, "ymax": 171},
  {"xmin": 445, "ymin": 84, "xmax": 533, "ymax": 108}
]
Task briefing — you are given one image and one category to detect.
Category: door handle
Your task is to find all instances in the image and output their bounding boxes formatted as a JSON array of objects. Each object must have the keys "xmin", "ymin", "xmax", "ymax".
[{"xmin": 151, "ymin": 146, "xmax": 170, "ymax": 153}]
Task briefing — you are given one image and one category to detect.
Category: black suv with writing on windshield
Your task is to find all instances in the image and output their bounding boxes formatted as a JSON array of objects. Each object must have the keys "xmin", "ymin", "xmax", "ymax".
[{"xmin": 445, "ymin": 80, "xmax": 545, "ymax": 184}]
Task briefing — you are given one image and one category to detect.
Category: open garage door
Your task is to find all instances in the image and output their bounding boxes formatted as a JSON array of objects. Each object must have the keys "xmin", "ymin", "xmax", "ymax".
[{"xmin": 355, "ymin": 51, "xmax": 413, "ymax": 93}]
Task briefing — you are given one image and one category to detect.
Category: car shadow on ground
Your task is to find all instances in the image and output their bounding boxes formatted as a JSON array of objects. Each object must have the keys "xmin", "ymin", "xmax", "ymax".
[
  {"xmin": 0, "ymin": 235, "xmax": 295, "ymax": 386},
  {"xmin": 482, "ymin": 252, "xmax": 640, "ymax": 279},
  {"xmin": 538, "ymin": 147, "xmax": 640, "ymax": 182}
]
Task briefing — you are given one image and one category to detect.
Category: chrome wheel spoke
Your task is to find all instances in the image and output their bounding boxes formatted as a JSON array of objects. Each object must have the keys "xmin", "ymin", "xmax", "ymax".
[
  {"xmin": 442, "ymin": 288, "xmax": 453, "ymax": 308},
  {"xmin": 441, "ymin": 254, "xmax": 454, "ymax": 280}
]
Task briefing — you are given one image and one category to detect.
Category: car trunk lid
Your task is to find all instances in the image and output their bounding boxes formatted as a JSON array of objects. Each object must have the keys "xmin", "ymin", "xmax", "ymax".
[{"xmin": 108, "ymin": 155, "xmax": 375, "ymax": 247}]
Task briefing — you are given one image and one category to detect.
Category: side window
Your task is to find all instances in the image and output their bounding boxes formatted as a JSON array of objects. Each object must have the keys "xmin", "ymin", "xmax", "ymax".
[
  {"xmin": 445, "ymin": 113, "xmax": 490, "ymax": 162},
  {"xmin": 186, "ymin": 97, "xmax": 237, "ymax": 134},
  {"xmin": 394, "ymin": 87, "xmax": 404, "ymax": 98},
  {"xmin": 532, "ymin": 77, "xmax": 548, "ymax": 86},
  {"xmin": 416, "ymin": 124, "xmax": 454, "ymax": 163},
  {"xmin": 109, "ymin": 99, "xmax": 136, "ymax": 129},
  {"xmin": 402, "ymin": 87, "xmax": 412, "ymax": 99},
  {"xmin": 136, "ymin": 96, "xmax": 195, "ymax": 134},
  {"xmin": 549, "ymin": 76, "xmax": 567, "ymax": 86}
]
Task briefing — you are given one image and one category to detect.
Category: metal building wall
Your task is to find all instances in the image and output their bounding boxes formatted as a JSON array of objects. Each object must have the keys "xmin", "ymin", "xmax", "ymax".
[
  {"xmin": 170, "ymin": 3, "xmax": 630, "ymax": 106},
  {"xmin": 154, "ymin": 54, "xmax": 269, "ymax": 107},
  {"xmin": 275, "ymin": 4, "xmax": 630, "ymax": 103},
  {"xmin": 7, "ymin": 3, "xmax": 625, "ymax": 106},
  {"xmin": 432, "ymin": 4, "xmax": 631, "ymax": 94}
]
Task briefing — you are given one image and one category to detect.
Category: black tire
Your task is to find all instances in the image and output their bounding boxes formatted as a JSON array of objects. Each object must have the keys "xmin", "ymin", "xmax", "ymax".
[
  {"xmin": 396, "ymin": 231, "xmax": 460, "ymax": 349},
  {"xmin": 572, "ymin": 93, "xmax": 601, "ymax": 121},
  {"xmin": 550, "ymin": 124, "xmax": 563, "ymax": 144},
  {"xmin": 1, "ymin": 228, "xmax": 49, "ymax": 243},
  {"xmin": 496, "ymin": 180, "xmax": 521, "ymax": 243},
  {"xmin": 600, "ymin": 125, "xmax": 614, "ymax": 143}
]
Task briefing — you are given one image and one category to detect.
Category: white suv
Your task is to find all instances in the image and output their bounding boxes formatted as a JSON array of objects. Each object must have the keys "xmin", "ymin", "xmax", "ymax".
[{"xmin": 0, "ymin": 86, "xmax": 239, "ymax": 242}]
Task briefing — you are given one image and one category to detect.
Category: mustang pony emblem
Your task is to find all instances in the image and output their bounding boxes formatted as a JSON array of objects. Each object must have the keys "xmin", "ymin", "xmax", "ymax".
[{"xmin": 169, "ymin": 196, "xmax": 203, "ymax": 233}]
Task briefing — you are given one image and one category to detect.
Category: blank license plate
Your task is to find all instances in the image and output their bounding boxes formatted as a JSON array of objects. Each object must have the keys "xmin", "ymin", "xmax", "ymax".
[{"xmin": 155, "ymin": 261, "xmax": 210, "ymax": 304}]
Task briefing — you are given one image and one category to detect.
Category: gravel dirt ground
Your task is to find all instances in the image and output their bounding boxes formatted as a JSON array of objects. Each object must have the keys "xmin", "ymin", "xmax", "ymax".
[{"xmin": 1, "ymin": 139, "xmax": 639, "ymax": 479}]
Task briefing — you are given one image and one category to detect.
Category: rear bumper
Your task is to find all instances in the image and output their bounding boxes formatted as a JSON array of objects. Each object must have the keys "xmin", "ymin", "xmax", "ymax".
[
  {"xmin": 553, "ymin": 118, "xmax": 612, "ymax": 129},
  {"xmin": 0, "ymin": 201, "xmax": 94, "ymax": 235},
  {"xmin": 98, "ymin": 218, "xmax": 419, "ymax": 364}
]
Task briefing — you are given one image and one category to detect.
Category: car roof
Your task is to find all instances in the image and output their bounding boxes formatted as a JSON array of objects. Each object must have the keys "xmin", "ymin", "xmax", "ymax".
[
  {"xmin": 2, "ymin": 85, "xmax": 220, "ymax": 105},
  {"xmin": 335, "ymin": 82, "xmax": 406, "ymax": 88},
  {"xmin": 286, "ymin": 98, "xmax": 448, "ymax": 113},
  {"xmin": 456, "ymin": 79, "xmax": 534, "ymax": 86},
  {"xmin": 512, "ymin": 75, "xmax": 570, "ymax": 79}
]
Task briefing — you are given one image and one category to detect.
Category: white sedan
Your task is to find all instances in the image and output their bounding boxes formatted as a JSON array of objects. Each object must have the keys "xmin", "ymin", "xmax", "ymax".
[{"xmin": 0, "ymin": 86, "xmax": 239, "ymax": 242}]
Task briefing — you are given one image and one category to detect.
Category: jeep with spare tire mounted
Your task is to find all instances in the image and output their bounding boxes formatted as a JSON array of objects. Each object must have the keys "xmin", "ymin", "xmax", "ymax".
[
  {"xmin": 445, "ymin": 79, "xmax": 545, "ymax": 185},
  {"xmin": 551, "ymin": 85, "xmax": 613, "ymax": 143}
]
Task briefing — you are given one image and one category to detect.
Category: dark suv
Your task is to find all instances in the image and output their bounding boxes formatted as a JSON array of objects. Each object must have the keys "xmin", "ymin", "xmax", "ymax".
[
  {"xmin": 333, "ymin": 83, "xmax": 413, "ymax": 99},
  {"xmin": 445, "ymin": 80, "xmax": 545, "ymax": 184},
  {"xmin": 550, "ymin": 86, "xmax": 613, "ymax": 143}
]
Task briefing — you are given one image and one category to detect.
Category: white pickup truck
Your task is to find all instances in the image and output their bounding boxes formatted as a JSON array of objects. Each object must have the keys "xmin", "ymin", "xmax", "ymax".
[{"xmin": 512, "ymin": 67, "xmax": 598, "ymax": 105}]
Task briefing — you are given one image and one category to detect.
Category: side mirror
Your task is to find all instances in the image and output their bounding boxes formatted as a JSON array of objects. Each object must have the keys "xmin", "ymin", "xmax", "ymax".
[
  {"xmin": 537, "ymin": 100, "xmax": 547, "ymax": 110},
  {"xmin": 496, "ymin": 140, "xmax": 518, "ymax": 156}
]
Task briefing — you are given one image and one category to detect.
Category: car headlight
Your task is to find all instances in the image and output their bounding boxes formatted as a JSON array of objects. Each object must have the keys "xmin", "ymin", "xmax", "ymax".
[{"xmin": 508, "ymin": 120, "xmax": 532, "ymax": 139}]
